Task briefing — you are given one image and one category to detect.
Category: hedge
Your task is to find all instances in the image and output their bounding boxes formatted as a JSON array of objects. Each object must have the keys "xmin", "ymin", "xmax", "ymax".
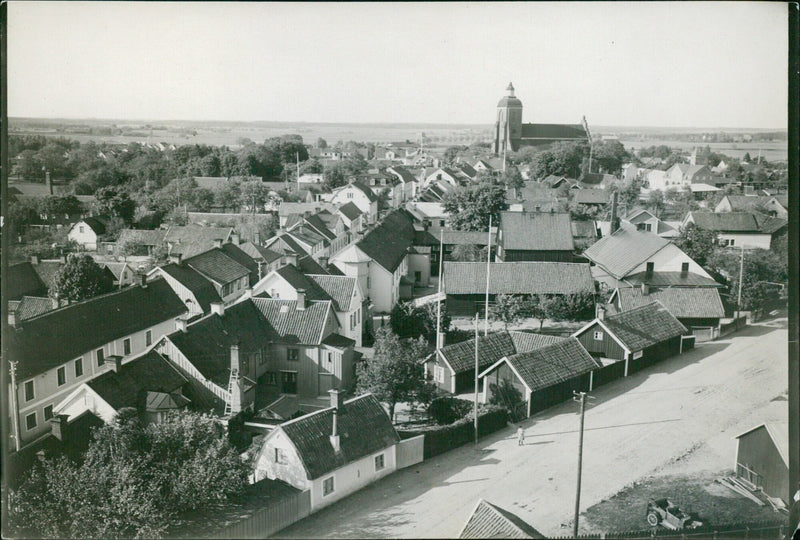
[{"xmin": 397, "ymin": 405, "xmax": 509, "ymax": 459}]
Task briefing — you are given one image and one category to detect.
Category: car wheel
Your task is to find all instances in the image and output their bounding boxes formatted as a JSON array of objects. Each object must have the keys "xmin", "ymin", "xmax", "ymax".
[{"xmin": 647, "ymin": 512, "xmax": 660, "ymax": 526}]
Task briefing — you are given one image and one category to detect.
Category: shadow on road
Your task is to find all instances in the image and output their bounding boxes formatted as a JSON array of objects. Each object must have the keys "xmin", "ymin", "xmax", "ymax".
[{"xmin": 530, "ymin": 418, "xmax": 682, "ymax": 438}]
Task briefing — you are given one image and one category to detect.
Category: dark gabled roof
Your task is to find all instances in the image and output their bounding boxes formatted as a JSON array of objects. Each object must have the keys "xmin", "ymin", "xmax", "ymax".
[
  {"xmin": 460, "ymin": 499, "xmax": 544, "ymax": 539},
  {"xmin": 611, "ymin": 287, "xmax": 725, "ymax": 319},
  {"xmin": 439, "ymin": 332, "xmax": 517, "ymax": 374},
  {"xmin": 7, "ymin": 262, "xmax": 48, "ymax": 300},
  {"xmin": 117, "ymin": 228, "xmax": 167, "ymax": 247},
  {"xmin": 164, "ymin": 225, "xmax": 233, "ymax": 258},
  {"xmin": 438, "ymin": 229, "xmax": 497, "ymax": 246},
  {"xmin": 346, "ymin": 180, "xmax": 378, "ymax": 202},
  {"xmin": 337, "ymin": 201, "xmax": 363, "ymax": 221},
  {"xmin": 166, "ymin": 300, "xmax": 271, "ymax": 387},
  {"xmin": 8, "ymin": 278, "xmax": 187, "ymax": 380},
  {"xmin": 500, "ymin": 338, "xmax": 599, "ymax": 393},
  {"xmin": 268, "ymin": 234, "xmax": 329, "ymax": 275},
  {"xmin": 753, "ymin": 214, "xmax": 788, "ymax": 234},
  {"xmin": 721, "ymin": 195, "xmax": 775, "ymax": 212},
  {"xmin": 220, "ymin": 243, "xmax": 259, "ymax": 278},
  {"xmin": 304, "ymin": 213, "xmax": 337, "ymax": 241},
  {"xmin": 388, "ymin": 165, "xmax": 417, "ymax": 184},
  {"xmin": 457, "ymin": 162, "xmax": 478, "ymax": 178},
  {"xmin": 80, "ymin": 216, "xmax": 108, "ymax": 234},
  {"xmin": 573, "ymin": 189, "xmax": 611, "ymax": 205},
  {"xmin": 520, "ymin": 123, "xmax": 588, "ymax": 141},
  {"xmin": 30, "ymin": 261, "xmax": 64, "ymax": 292},
  {"xmin": 322, "ymin": 333, "xmax": 356, "ymax": 349},
  {"xmin": 444, "ymin": 262, "xmax": 593, "ymax": 296},
  {"xmin": 88, "ymin": 350, "xmax": 187, "ymax": 411},
  {"xmin": 571, "ymin": 220, "xmax": 597, "ymax": 240},
  {"xmin": 583, "ymin": 224, "xmax": 671, "ymax": 279},
  {"xmin": 307, "ymin": 274, "xmax": 359, "ymax": 312},
  {"xmin": 508, "ymin": 331, "xmax": 566, "ymax": 352},
  {"xmin": 273, "ymin": 264, "xmax": 336, "ymax": 304},
  {"xmin": 688, "ymin": 211, "xmax": 786, "ymax": 233},
  {"xmin": 287, "ymin": 225, "xmax": 329, "ymax": 248},
  {"xmin": 600, "ymin": 301, "xmax": 687, "ymax": 352},
  {"xmin": 625, "ymin": 271, "xmax": 722, "ymax": 288},
  {"xmin": 357, "ymin": 209, "xmax": 416, "ymax": 272},
  {"xmin": 12, "ymin": 296, "xmax": 55, "ymax": 321},
  {"xmin": 277, "ymin": 393, "xmax": 400, "ymax": 480},
  {"xmin": 239, "ymin": 242, "xmax": 283, "ymax": 265},
  {"xmin": 184, "ymin": 248, "xmax": 251, "ymax": 285},
  {"xmin": 251, "ymin": 297, "xmax": 333, "ymax": 345},
  {"xmin": 499, "ymin": 212, "xmax": 574, "ymax": 251},
  {"xmin": 158, "ymin": 263, "xmax": 222, "ymax": 311}
]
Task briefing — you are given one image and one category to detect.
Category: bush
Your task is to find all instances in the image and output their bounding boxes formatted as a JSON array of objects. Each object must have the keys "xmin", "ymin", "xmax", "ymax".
[{"xmin": 428, "ymin": 396, "xmax": 472, "ymax": 425}]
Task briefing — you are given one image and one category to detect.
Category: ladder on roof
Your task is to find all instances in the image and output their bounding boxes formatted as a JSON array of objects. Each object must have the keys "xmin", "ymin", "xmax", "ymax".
[{"xmin": 224, "ymin": 367, "xmax": 238, "ymax": 417}]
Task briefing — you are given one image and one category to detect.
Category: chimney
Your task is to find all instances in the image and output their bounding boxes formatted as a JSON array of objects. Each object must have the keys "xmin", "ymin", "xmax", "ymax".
[
  {"xmin": 641, "ymin": 282, "xmax": 650, "ymax": 296},
  {"xmin": 296, "ymin": 288, "xmax": 307, "ymax": 310},
  {"xmin": 330, "ymin": 409, "xmax": 341, "ymax": 452},
  {"xmin": 285, "ymin": 250, "xmax": 298, "ymax": 267},
  {"xmin": 253, "ymin": 231, "xmax": 261, "ymax": 246},
  {"xmin": 176, "ymin": 317, "xmax": 188, "ymax": 333},
  {"xmin": 46, "ymin": 171, "xmax": 53, "ymax": 195},
  {"xmin": 329, "ymin": 388, "xmax": 343, "ymax": 410},
  {"xmin": 230, "ymin": 343, "xmax": 240, "ymax": 372},
  {"xmin": 169, "ymin": 253, "xmax": 182, "ymax": 265},
  {"xmin": 436, "ymin": 331, "xmax": 446, "ymax": 350},
  {"xmin": 596, "ymin": 305, "xmax": 605, "ymax": 321},
  {"xmin": 8, "ymin": 310, "xmax": 17, "ymax": 328},
  {"xmin": 51, "ymin": 297, "xmax": 60, "ymax": 309},
  {"xmin": 213, "ymin": 239, "xmax": 223, "ymax": 249},
  {"xmin": 30, "ymin": 255, "xmax": 39, "ymax": 265},
  {"xmin": 257, "ymin": 261, "xmax": 264, "ymax": 280},
  {"xmin": 319, "ymin": 256, "xmax": 329, "ymax": 269},
  {"xmin": 210, "ymin": 302, "xmax": 225, "ymax": 316},
  {"xmin": 610, "ymin": 191, "xmax": 620, "ymax": 233},
  {"xmin": 139, "ymin": 272, "xmax": 147, "ymax": 288},
  {"xmin": 230, "ymin": 233, "xmax": 240, "ymax": 245},
  {"xmin": 105, "ymin": 355, "xmax": 122, "ymax": 373},
  {"xmin": 50, "ymin": 414, "xmax": 69, "ymax": 441}
]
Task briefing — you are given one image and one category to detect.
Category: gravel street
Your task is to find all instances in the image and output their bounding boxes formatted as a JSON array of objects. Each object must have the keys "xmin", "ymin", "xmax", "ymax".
[{"xmin": 276, "ymin": 315, "xmax": 788, "ymax": 539}]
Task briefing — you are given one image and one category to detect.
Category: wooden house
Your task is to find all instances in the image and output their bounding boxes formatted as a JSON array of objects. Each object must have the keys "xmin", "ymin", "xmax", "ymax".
[
  {"xmin": 734, "ymin": 422, "xmax": 789, "ymax": 505},
  {"xmin": 496, "ymin": 212, "xmax": 574, "ymax": 262},
  {"xmin": 459, "ymin": 499, "xmax": 544, "ymax": 539}
]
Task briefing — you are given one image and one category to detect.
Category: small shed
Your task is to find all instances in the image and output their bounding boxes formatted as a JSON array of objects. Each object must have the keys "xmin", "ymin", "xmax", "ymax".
[
  {"xmin": 734, "ymin": 422, "xmax": 789, "ymax": 504},
  {"xmin": 459, "ymin": 499, "xmax": 544, "ymax": 539}
]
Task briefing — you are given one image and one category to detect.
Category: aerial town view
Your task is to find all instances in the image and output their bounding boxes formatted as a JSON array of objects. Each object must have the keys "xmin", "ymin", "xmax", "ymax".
[{"xmin": 1, "ymin": 3, "xmax": 796, "ymax": 539}]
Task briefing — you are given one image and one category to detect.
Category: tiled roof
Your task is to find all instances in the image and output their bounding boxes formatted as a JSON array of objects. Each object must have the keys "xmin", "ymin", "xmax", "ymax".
[
  {"xmin": 158, "ymin": 263, "xmax": 222, "ymax": 311},
  {"xmin": 753, "ymin": 214, "xmax": 788, "ymax": 234},
  {"xmin": 499, "ymin": 212, "xmax": 574, "ymax": 251},
  {"xmin": 30, "ymin": 261, "xmax": 64, "ymax": 292},
  {"xmin": 251, "ymin": 297, "xmax": 333, "ymax": 345},
  {"xmin": 601, "ymin": 301, "xmax": 687, "ymax": 352},
  {"xmin": 7, "ymin": 262, "xmax": 48, "ymax": 300},
  {"xmin": 387, "ymin": 165, "xmax": 417, "ymax": 184},
  {"xmin": 460, "ymin": 499, "xmax": 544, "ymax": 539},
  {"xmin": 520, "ymin": 123, "xmax": 588, "ymax": 140},
  {"xmin": 502, "ymin": 337, "xmax": 599, "ymax": 393},
  {"xmin": 279, "ymin": 201, "xmax": 330, "ymax": 217},
  {"xmin": 438, "ymin": 330, "xmax": 565, "ymax": 374},
  {"xmin": 117, "ymin": 228, "xmax": 167, "ymax": 247},
  {"xmin": 12, "ymin": 296, "xmax": 55, "ymax": 321},
  {"xmin": 542, "ymin": 175, "xmax": 568, "ymax": 187},
  {"xmin": 164, "ymin": 225, "xmax": 233, "ymax": 258},
  {"xmin": 571, "ymin": 220, "xmax": 597, "ymax": 239},
  {"xmin": 102, "ymin": 262, "xmax": 131, "ymax": 280},
  {"xmin": 277, "ymin": 393, "xmax": 400, "ymax": 480},
  {"xmin": 273, "ymin": 264, "xmax": 336, "ymax": 304},
  {"xmin": 185, "ymin": 248, "xmax": 251, "ymax": 285},
  {"xmin": 438, "ymin": 229, "xmax": 497, "ymax": 246},
  {"xmin": 611, "ymin": 287, "xmax": 725, "ymax": 319},
  {"xmin": 167, "ymin": 300, "xmax": 271, "ymax": 387},
  {"xmin": 508, "ymin": 331, "xmax": 566, "ymax": 352},
  {"xmin": 688, "ymin": 212, "xmax": 761, "ymax": 232},
  {"xmin": 721, "ymin": 195, "xmax": 774, "ymax": 212},
  {"xmin": 239, "ymin": 242, "xmax": 283, "ymax": 265},
  {"xmin": 8, "ymin": 279, "xmax": 187, "ymax": 380},
  {"xmin": 80, "ymin": 216, "xmax": 108, "ymax": 235},
  {"xmin": 322, "ymin": 333, "xmax": 356, "ymax": 349},
  {"xmin": 457, "ymin": 162, "xmax": 478, "ymax": 178},
  {"xmin": 347, "ymin": 180, "xmax": 378, "ymax": 202},
  {"xmin": 573, "ymin": 189, "xmax": 610, "ymax": 205},
  {"xmin": 444, "ymin": 262, "xmax": 593, "ymax": 296},
  {"xmin": 308, "ymin": 274, "xmax": 358, "ymax": 312},
  {"xmin": 267, "ymin": 234, "xmax": 330, "ymax": 275},
  {"xmin": 582, "ymin": 224, "xmax": 670, "ymax": 279},
  {"xmin": 88, "ymin": 350, "xmax": 187, "ymax": 411},
  {"xmin": 357, "ymin": 209, "xmax": 416, "ymax": 272},
  {"xmin": 337, "ymin": 202, "xmax": 363, "ymax": 221},
  {"xmin": 220, "ymin": 243, "xmax": 260, "ymax": 283},
  {"xmin": 625, "ymin": 271, "xmax": 722, "ymax": 288},
  {"xmin": 304, "ymin": 214, "xmax": 337, "ymax": 241}
]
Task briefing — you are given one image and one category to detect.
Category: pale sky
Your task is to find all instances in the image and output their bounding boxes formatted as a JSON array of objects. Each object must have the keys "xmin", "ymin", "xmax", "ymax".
[{"xmin": 8, "ymin": 2, "xmax": 789, "ymax": 129}]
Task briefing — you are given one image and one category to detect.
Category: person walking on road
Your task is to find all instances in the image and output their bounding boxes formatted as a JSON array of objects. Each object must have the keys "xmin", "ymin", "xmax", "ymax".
[{"xmin": 517, "ymin": 425, "xmax": 525, "ymax": 446}]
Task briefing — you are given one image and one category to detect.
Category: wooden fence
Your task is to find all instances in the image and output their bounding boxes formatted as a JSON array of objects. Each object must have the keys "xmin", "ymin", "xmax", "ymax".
[
  {"xmin": 398, "ymin": 407, "xmax": 509, "ymax": 459},
  {"xmin": 720, "ymin": 315, "xmax": 748, "ymax": 337},
  {"xmin": 396, "ymin": 434, "xmax": 425, "ymax": 469},
  {"xmin": 549, "ymin": 519, "xmax": 789, "ymax": 540},
  {"xmin": 210, "ymin": 488, "xmax": 311, "ymax": 539}
]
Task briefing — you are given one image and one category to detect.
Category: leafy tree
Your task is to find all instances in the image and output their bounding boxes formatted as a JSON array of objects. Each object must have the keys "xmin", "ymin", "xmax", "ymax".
[
  {"xmin": 520, "ymin": 294, "xmax": 548, "ymax": 331},
  {"xmin": 542, "ymin": 291, "xmax": 595, "ymax": 322},
  {"xmin": 443, "ymin": 146, "xmax": 466, "ymax": 166},
  {"xmin": 500, "ymin": 166, "xmax": 524, "ymax": 191},
  {"xmin": 239, "ymin": 180, "xmax": 271, "ymax": 213},
  {"xmin": 13, "ymin": 149, "xmax": 44, "ymax": 181},
  {"xmin": 40, "ymin": 195, "xmax": 84, "ymax": 217},
  {"xmin": 592, "ymin": 140, "xmax": 629, "ymax": 174},
  {"xmin": 356, "ymin": 327, "xmax": 429, "ymax": 422},
  {"xmin": 615, "ymin": 178, "xmax": 643, "ymax": 209},
  {"xmin": 95, "ymin": 186, "xmax": 136, "ymax": 224},
  {"xmin": 442, "ymin": 182, "xmax": 507, "ymax": 232},
  {"xmin": 300, "ymin": 158, "xmax": 324, "ymax": 174},
  {"xmin": 316, "ymin": 137, "xmax": 328, "ymax": 149},
  {"xmin": 646, "ymin": 189, "xmax": 666, "ymax": 218},
  {"xmin": 390, "ymin": 301, "xmax": 451, "ymax": 344},
  {"xmin": 706, "ymin": 247, "xmax": 786, "ymax": 316},
  {"xmin": 9, "ymin": 409, "xmax": 247, "ymax": 539},
  {"xmin": 450, "ymin": 243, "xmax": 488, "ymax": 262},
  {"xmin": 674, "ymin": 222, "xmax": 717, "ymax": 267},
  {"xmin": 490, "ymin": 294, "xmax": 524, "ymax": 331},
  {"xmin": 526, "ymin": 141, "xmax": 588, "ymax": 179},
  {"xmin": 49, "ymin": 254, "xmax": 114, "ymax": 304}
]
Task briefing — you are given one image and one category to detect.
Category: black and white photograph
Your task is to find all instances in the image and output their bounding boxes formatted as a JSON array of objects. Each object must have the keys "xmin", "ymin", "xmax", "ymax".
[{"xmin": 1, "ymin": 2, "xmax": 797, "ymax": 539}]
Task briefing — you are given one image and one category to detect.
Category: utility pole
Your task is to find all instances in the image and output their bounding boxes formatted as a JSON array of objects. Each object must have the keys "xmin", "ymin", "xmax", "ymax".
[
  {"xmin": 473, "ymin": 313, "xmax": 480, "ymax": 445},
  {"xmin": 484, "ymin": 213, "xmax": 492, "ymax": 336},
  {"xmin": 435, "ymin": 231, "xmax": 444, "ymax": 351},
  {"xmin": 296, "ymin": 152, "xmax": 301, "ymax": 193},
  {"xmin": 573, "ymin": 391, "xmax": 591, "ymax": 538},
  {"xmin": 736, "ymin": 245, "xmax": 744, "ymax": 320}
]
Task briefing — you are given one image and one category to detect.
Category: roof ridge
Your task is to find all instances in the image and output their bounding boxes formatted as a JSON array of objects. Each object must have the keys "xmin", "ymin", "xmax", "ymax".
[{"xmin": 278, "ymin": 393, "xmax": 375, "ymax": 428}]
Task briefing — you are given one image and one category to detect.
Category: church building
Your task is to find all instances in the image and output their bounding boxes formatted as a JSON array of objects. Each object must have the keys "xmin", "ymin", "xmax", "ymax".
[{"xmin": 493, "ymin": 83, "xmax": 590, "ymax": 155}]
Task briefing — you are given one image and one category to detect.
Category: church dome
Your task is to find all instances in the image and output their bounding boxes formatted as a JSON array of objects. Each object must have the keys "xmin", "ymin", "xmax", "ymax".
[{"xmin": 497, "ymin": 82, "xmax": 522, "ymax": 108}]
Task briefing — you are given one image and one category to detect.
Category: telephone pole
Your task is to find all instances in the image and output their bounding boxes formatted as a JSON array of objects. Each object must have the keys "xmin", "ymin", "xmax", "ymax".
[
  {"xmin": 736, "ymin": 245, "xmax": 744, "ymax": 320},
  {"xmin": 474, "ymin": 313, "xmax": 480, "ymax": 445},
  {"xmin": 573, "ymin": 391, "xmax": 592, "ymax": 538}
]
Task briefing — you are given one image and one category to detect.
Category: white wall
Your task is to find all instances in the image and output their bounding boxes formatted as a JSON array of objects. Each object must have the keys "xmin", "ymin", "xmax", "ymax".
[
  {"xmin": 717, "ymin": 233, "xmax": 772, "ymax": 250},
  {"xmin": 626, "ymin": 244, "xmax": 712, "ymax": 279},
  {"xmin": 150, "ymin": 268, "xmax": 205, "ymax": 316},
  {"xmin": 310, "ymin": 445, "xmax": 397, "ymax": 510},
  {"xmin": 68, "ymin": 222, "xmax": 99, "ymax": 251}
]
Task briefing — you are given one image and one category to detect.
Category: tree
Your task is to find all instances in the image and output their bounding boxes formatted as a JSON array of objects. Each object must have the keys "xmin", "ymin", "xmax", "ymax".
[
  {"xmin": 646, "ymin": 189, "xmax": 666, "ymax": 218},
  {"xmin": 316, "ymin": 137, "xmax": 328, "ymax": 149},
  {"xmin": 390, "ymin": 301, "xmax": 450, "ymax": 344},
  {"xmin": 450, "ymin": 243, "xmax": 488, "ymax": 262},
  {"xmin": 356, "ymin": 327, "xmax": 429, "ymax": 422},
  {"xmin": 592, "ymin": 140, "xmax": 629, "ymax": 175},
  {"xmin": 95, "ymin": 186, "xmax": 136, "ymax": 224},
  {"xmin": 674, "ymin": 222, "xmax": 717, "ymax": 267},
  {"xmin": 541, "ymin": 292, "xmax": 595, "ymax": 323},
  {"xmin": 443, "ymin": 146, "xmax": 466, "ymax": 166},
  {"xmin": 49, "ymin": 253, "xmax": 114, "ymax": 303},
  {"xmin": 9, "ymin": 409, "xmax": 247, "ymax": 539},
  {"xmin": 490, "ymin": 294, "xmax": 523, "ymax": 331},
  {"xmin": 441, "ymin": 182, "xmax": 507, "ymax": 232},
  {"xmin": 706, "ymin": 247, "xmax": 787, "ymax": 317}
]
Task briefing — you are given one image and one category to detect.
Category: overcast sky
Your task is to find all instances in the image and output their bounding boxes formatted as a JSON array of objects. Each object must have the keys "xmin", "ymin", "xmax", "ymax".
[{"xmin": 8, "ymin": 2, "xmax": 788, "ymax": 129}]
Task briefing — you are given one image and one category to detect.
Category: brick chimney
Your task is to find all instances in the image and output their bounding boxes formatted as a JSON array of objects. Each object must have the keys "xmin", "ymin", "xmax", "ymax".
[
  {"xmin": 105, "ymin": 355, "xmax": 123, "ymax": 373},
  {"xmin": 169, "ymin": 253, "xmax": 183, "ymax": 265},
  {"xmin": 641, "ymin": 282, "xmax": 650, "ymax": 295},
  {"xmin": 610, "ymin": 191, "xmax": 620, "ymax": 233},
  {"xmin": 230, "ymin": 233, "xmax": 240, "ymax": 245},
  {"xmin": 139, "ymin": 272, "xmax": 147, "ymax": 288},
  {"xmin": 210, "ymin": 302, "xmax": 225, "ymax": 316},
  {"xmin": 596, "ymin": 305, "xmax": 605, "ymax": 321},
  {"xmin": 330, "ymin": 409, "xmax": 340, "ymax": 452},
  {"xmin": 329, "ymin": 388, "xmax": 343, "ymax": 410},
  {"xmin": 50, "ymin": 414, "xmax": 69, "ymax": 441},
  {"xmin": 175, "ymin": 317, "xmax": 188, "ymax": 333},
  {"xmin": 213, "ymin": 238, "xmax": 223, "ymax": 248},
  {"xmin": 296, "ymin": 288, "xmax": 307, "ymax": 311},
  {"xmin": 284, "ymin": 250, "xmax": 298, "ymax": 268},
  {"xmin": 318, "ymin": 256, "xmax": 329, "ymax": 269}
]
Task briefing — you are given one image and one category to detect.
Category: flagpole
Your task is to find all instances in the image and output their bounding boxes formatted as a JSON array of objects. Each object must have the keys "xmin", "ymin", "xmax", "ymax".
[
  {"xmin": 484, "ymin": 213, "xmax": 492, "ymax": 336},
  {"xmin": 436, "ymin": 230, "xmax": 444, "ymax": 350},
  {"xmin": 474, "ymin": 312, "xmax": 480, "ymax": 445}
]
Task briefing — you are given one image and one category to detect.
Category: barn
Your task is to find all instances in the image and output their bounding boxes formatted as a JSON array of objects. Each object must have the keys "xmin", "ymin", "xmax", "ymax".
[
  {"xmin": 734, "ymin": 423, "xmax": 790, "ymax": 505},
  {"xmin": 572, "ymin": 301, "xmax": 690, "ymax": 386},
  {"xmin": 479, "ymin": 337, "xmax": 599, "ymax": 418}
]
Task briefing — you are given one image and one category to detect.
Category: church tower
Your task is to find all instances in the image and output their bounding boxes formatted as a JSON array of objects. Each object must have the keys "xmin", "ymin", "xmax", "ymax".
[{"xmin": 494, "ymin": 82, "xmax": 523, "ymax": 155}]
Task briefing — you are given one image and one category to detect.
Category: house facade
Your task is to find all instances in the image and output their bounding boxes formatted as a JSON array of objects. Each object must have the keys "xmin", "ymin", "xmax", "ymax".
[
  {"xmin": 67, "ymin": 217, "xmax": 107, "ymax": 251},
  {"xmin": 683, "ymin": 211, "xmax": 787, "ymax": 250},
  {"xmin": 496, "ymin": 212, "xmax": 574, "ymax": 262},
  {"xmin": 327, "ymin": 182, "xmax": 378, "ymax": 223},
  {"xmin": 734, "ymin": 423, "xmax": 789, "ymax": 505}
]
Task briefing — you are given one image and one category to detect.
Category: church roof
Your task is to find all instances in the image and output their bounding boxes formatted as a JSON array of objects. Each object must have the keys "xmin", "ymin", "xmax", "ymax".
[
  {"xmin": 520, "ymin": 123, "xmax": 588, "ymax": 141},
  {"xmin": 497, "ymin": 96, "xmax": 523, "ymax": 108}
]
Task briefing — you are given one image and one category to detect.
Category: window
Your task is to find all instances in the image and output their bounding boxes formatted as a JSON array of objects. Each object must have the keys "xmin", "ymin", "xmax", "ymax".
[
  {"xmin": 323, "ymin": 476, "xmax": 335, "ymax": 496},
  {"xmin": 374, "ymin": 453, "xmax": 385, "ymax": 471},
  {"xmin": 123, "ymin": 338, "xmax": 131, "ymax": 355},
  {"xmin": 439, "ymin": 220, "xmax": 445, "ymax": 227},
  {"xmin": 350, "ymin": 313, "xmax": 355, "ymax": 330},
  {"xmin": 79, "ymin": 225, "xmax": 84, "ymax": 234},
  {"xmin": 44, "ymin": 405, "xmax": 54, "ymax": 421},
  {"xmin": 593, "ymin": 331, "xmax": 604, "ymax": 341},
  {"xmin": 287, "ymin": 348, "xmax": 299, "ymax": 362},
  {"xmin": 356, "ymin": 308, "xmax": 360, "ymax": 324},
  {"xmin": 434, "ymin": 365, "xmax": 445, "ymax": 383},
  {"xmin": 347, "ymin": 192, "xmax": 353, "ymax": 199},
  {"xmin": 145, "ymin": 330, "xmax": 152, "ymax": 347},
  {"xmin": 96, "ymin": 348, "xmax": 105, "ymax": 367},
  {"xmin": 729, "ymin": 239, "xmax": 735, "ymax": 246},
  {"xmin": 24, "ymin": 380, "xmax": 35, "ymax": 402},
  {"xmin": 274, "ymin": 447, "xmax": 287, "ymax": 464},
  {"xmin": 74, "ymin": 358, "xmax": 83, "ymax": 378},
  {"xmin": 263, "ymin": 371, "xmax": 277, "ymax": 384},
  {"xmin": 681, "ymin": 262, "xmax": 689, "ymax": 273},
  {"xmin": 25, "ymin": 412, "xmax": 37, "ymax": 431},
  {"xmin": 57, "ymin": 366, "xmax": 66, "ymax": 386}
]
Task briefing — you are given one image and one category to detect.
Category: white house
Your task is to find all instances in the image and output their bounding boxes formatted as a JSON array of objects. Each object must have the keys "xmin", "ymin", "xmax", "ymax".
[
  {"xmin": 298, "ymin": 173, "xmax": 324, "ymax": 185},
  {"xmin": 327, "ymin": 181, "xmax": 378, "ymax": 223},
  {"xmin": 404, "ymin": 202, "xmax": 449, "ymax": 234},
  {"xmin": 621, "ymin": 163, "xmax": 638, "ymax": 182},
  {"xmin": 683, "ymin": 211, "xmax": 787, "ymax": 250},
  {"xmin": 67, "ymin": 217, "xmax": 108, "ymax": 251},
  {"xmin": 253, "ymin": 392, "xmax": 401, "ymax": 511}
]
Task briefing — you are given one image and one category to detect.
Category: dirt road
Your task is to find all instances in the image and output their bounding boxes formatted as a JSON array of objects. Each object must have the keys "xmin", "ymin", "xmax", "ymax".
[{"xmin": 276, "ymin": 317, "xmax": 788, "ymax": 538}]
